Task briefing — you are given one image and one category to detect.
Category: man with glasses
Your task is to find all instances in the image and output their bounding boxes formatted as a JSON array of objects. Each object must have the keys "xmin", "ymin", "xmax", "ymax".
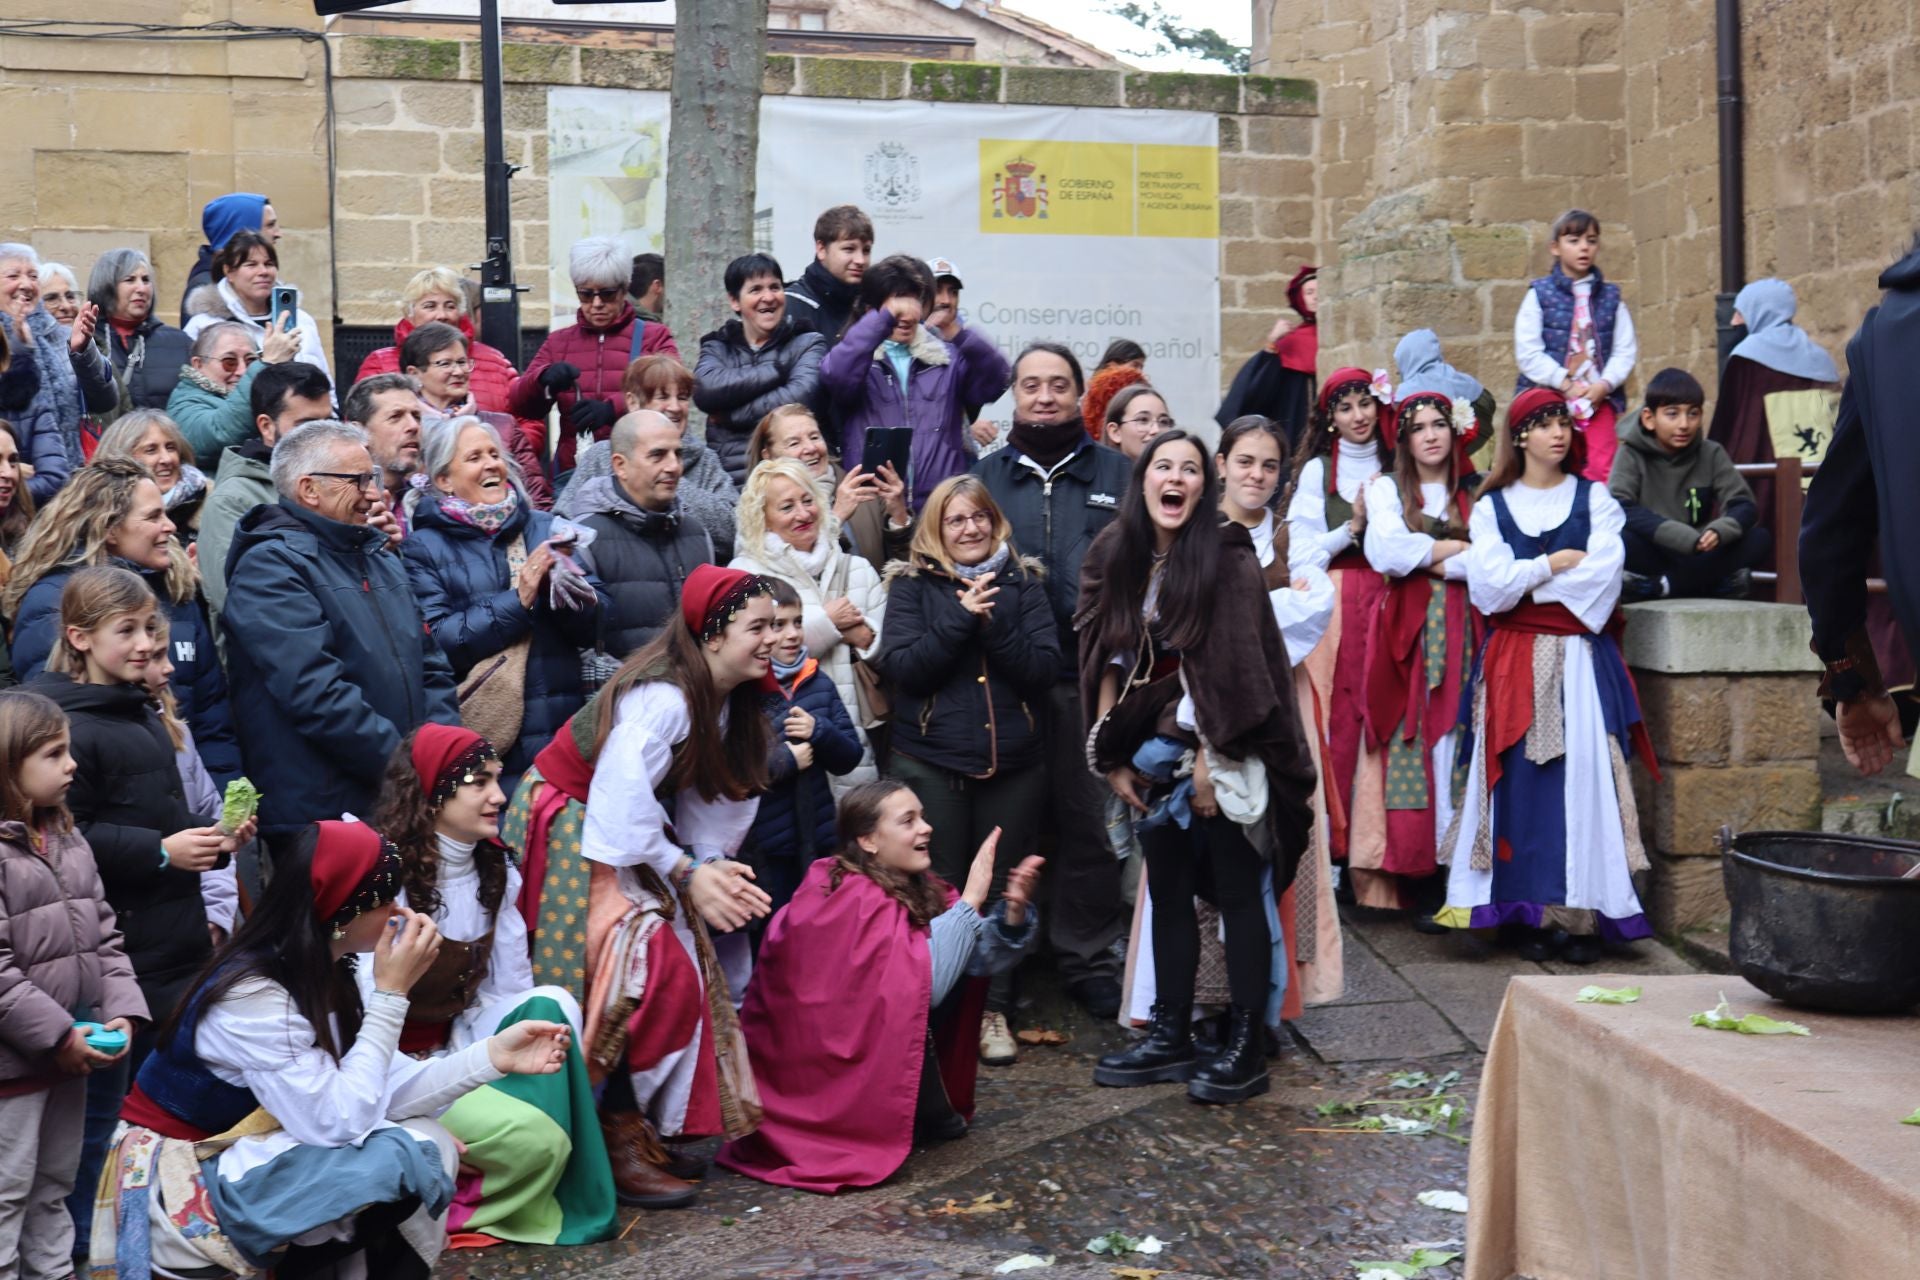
[
  {"xmin": 198, "ymin": 361, "xmax": 338, "ymax": 626},
  {"xmin": 221, "ymin": 420, "xmax": 458, "ymax": 837},
  {"xmin": 165, "ymin": 319, "xmax": 303, "ymax": 459},
  {"xmin": 509, "ymin": 235, "xmax": 680, "ymax": 480}
]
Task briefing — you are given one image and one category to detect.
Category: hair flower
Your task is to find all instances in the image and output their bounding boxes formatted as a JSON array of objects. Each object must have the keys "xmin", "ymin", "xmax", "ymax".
[
  {"xmin": 1369, "ymin": 368, "xmax": 1394, "ymax": 402},
  {"xmin": 1450, "ymin": 397, "xmax": 1476, "ymax": 436}
]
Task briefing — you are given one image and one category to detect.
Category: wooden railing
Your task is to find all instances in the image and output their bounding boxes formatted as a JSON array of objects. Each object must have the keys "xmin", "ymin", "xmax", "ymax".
[{"xmin": 1736, "ymin": 457, "xmax": 1887, "ymax": 604}]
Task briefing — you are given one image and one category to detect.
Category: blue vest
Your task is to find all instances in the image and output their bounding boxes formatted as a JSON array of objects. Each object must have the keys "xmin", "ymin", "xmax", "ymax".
[
  {"xmin": 1515, "ymin": 266, "xmax": 1626, "ymax": 412},
  {"xmin": 1489, "ymin": 478, "xmax": 1593, "ymax": 556},
  {"xmin": 131, "ymin": 978, "xmax": 260, "ymax": 1137}
]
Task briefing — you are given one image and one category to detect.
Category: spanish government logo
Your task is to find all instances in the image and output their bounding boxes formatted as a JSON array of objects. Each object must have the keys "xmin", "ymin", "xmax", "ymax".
[
  {"xmin": 988, "ymin": 157, "xmax": 1050, "ymax": 220},
  {"xmin": 864, "ymin": 141, "xmax": 922, "ymax": 210}
]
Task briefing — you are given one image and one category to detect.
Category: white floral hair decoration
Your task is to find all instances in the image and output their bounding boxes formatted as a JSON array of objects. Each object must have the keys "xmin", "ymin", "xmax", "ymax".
[
  {"xmin": 1450, "ymin": 397, "xmax": 1476, "ymax": 436},
  {"xmin": 1369, "ymin": 368, "xmax": 1394, "ymax": 402}
]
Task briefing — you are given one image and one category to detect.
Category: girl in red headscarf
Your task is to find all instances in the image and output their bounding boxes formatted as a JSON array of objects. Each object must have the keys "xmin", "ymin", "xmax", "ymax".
[
  {"xmin": 96, "ymin": 820, "xmax": 570, "ymax": 1278},
  {"xmin": 1435, "ymin": 389, "xmax": 1656, "ymax": 966},
  {"xmin": 1360, "ymin": 389, "xmax": 1485, "ymax": 923},
  {"xmin": 502, "ymin": 564, "xmax": 776, "ymax": 1209},
  {"xmin": 1284, "ymin": 367, "xmax": 1395, "ymax": 905},
  {"xmin": 368, "ymin": 724, "xmax": 618, "ymax": 1246}
]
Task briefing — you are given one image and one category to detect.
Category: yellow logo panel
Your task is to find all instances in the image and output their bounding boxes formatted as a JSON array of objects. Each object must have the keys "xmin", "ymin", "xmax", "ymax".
[{"xmin": 979, "ymin": 138, "xmax": 1216, "ymax": 239}]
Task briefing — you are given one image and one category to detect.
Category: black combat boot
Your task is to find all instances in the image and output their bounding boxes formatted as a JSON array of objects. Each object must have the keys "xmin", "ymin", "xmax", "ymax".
[
  {"xmin": 1187, "ymin": 1005, "xmax": 1270, "ymax": 1104},
  {"xmin": 1093, "ymin": 1001, "xmax": 1197, "ymax": 1086}
]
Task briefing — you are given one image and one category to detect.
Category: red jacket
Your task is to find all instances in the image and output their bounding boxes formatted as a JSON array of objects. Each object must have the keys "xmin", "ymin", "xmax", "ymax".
[
  {"xmin": 354, "ymin": 315, "xmax": 521, "ymax": 412},
  {"xmin": 507, "ymin": 302, "xmax": 680, "ymax": 475}
]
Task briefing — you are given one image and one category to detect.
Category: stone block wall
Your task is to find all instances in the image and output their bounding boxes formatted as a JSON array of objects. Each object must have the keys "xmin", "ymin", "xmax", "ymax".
[
  {"xmin": 1622, "ymin": 600, "xmax": 1824, "ymax": 935},
  {"xmin": 329, "ymin": 36, "xmax": 1317, "ymax": 367},
  {"xmin": 0, "ymin": 5, "xmax": 333, "ymax": 353}
]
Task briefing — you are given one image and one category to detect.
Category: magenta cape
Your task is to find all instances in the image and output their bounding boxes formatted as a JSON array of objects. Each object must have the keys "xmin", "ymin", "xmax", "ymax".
[{"xmin": 716, "ymin": 858, "xmax": 984, "ymax": 1193}]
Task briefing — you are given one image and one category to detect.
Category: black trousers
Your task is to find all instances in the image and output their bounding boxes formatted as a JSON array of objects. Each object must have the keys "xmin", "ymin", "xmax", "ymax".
[
  {"xmin": 1042, "ymin": 683, "xmax": 1124, "ymax": 982},
  {"xmin": 1623, "ymin": 523, "xmax": 1773, "ymax": 596},
  {"xmin": 1140, "ymin": 815, "xmax": 1271, "ymax": 1011}
]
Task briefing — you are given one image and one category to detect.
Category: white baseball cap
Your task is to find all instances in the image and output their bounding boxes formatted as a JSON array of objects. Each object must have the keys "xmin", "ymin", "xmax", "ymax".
[{"xmin": 927, "ymin": 256, "xmax": 963, "ymax": 287}]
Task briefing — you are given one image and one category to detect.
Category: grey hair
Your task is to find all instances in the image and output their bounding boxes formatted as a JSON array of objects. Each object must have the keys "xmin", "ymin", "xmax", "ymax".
[
  {"xmin": 568, "ymin": 236, "xmax": 629, "ymax": 291},
  {"xmin": 87, "ymin": 248, "xmax": 153, "ymax": 314},
  {"xmin": 419, "ymin": 415, "xmax": 527, "ymax": 501},
  {"xmin": 343, "ymin": 372, "xmax": 420, "ymax": 427},
  {"xmin": 189, "ymin": 321, "xmax": 258, "ymax": 361},
  {"xmin": 37, "ymin": 262, "xmax": 77, "ymax": 292},
  {"xmin": 0, "ymin": 244, "xmax": 37, "ymax": 268},
  {"xmin": 270, "ymin": 420, "xmax": 369, "ymax": 501},
  {"xmin": 95, "ymin": 407, "xmax": 196, "ymax": 470}
]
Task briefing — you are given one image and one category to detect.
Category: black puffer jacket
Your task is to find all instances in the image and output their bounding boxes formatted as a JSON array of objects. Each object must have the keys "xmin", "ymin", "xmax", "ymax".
[
  {"xmin": 101, "ymin": 316, "xmax": 192, "ymax": 412},
  {"xmin": 571, "ymin": 474, "xmax": 714, "ymax": 661},
  {"xmin": 971, "ymin": 439, "xmax": 1132, "ymax": 679},
  {"xmin": 873, "ymin": 556, "xmax": 1060, "ymax": 777},
  {"xmin": 32, "ymin": 673, "xmax": 215, "ymax": 1021},
  {"xmin": 783, "ymin": 260, "xmax": 858, "ymax": 348},
  {"xmin": 691, "ymin": 316, "xmax": 825, "ymax": 486}
]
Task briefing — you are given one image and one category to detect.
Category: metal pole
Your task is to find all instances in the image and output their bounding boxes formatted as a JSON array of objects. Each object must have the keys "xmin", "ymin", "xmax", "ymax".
[
  {"xmin": 476, "ymin": 0, "xmax": 523, "ymax": 366},
  {"xmin": 1714, "ymin": 0, "xmax": 1744, "ymax": 373}
]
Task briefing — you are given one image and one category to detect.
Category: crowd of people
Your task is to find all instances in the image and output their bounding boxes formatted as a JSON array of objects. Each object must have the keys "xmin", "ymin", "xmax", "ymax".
[{"xmin": 0, "ymin": 186, "xmax": 1863, "ymax": 1278}]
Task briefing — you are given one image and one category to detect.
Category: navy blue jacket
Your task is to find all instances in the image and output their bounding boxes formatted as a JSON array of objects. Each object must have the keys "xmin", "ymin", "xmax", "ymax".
[
  {"xmin": 222, "ymin": 501, "xmax": 459, "ymax": 831},
  {"xmin": 11, "ymin": 560, "xmax": 242, "ymax": 788},
  {"xmin": 744, "ymin": 660, "xmax": 863, "ymax": 871},
  {"xmin": 401, "ymin": 491, "xmax": 606, "ymax": 779}
]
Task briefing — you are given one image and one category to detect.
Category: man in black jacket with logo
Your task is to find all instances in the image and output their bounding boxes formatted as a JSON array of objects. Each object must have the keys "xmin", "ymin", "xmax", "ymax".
[{"xmin": 973, "ymin": 342, "xmax": 1133, "ymax": 1018}]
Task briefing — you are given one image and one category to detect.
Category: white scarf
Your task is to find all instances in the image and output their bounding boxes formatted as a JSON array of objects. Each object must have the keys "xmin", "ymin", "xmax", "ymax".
[{"xmin": 766, "ymin": 530, "xmax": 832, "ymax": 580}]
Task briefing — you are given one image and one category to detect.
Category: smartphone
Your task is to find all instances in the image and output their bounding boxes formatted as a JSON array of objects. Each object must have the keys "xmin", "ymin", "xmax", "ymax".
[
  {"xmin": 269, "ymin": 284, "xmax": 299, "ymax": 333},
  {"xmin": 861, "ymin": 426, "xmax": 913, "ymax": 484}
]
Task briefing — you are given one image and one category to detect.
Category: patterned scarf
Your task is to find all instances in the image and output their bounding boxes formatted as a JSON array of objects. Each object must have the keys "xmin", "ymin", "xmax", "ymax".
[
  {"xmin": 952, "ymin": 541, "xmax": 1011, "ymax": 581},
  {"xmin": 437, "ymin": 488, "xmax": 521, "ymax": 535}
]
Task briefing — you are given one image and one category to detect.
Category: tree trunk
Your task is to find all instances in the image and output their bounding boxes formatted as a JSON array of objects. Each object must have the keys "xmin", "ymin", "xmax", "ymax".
[{"xmin": 665, "ymin": 0, "xmax": 769, "ymax": 442}]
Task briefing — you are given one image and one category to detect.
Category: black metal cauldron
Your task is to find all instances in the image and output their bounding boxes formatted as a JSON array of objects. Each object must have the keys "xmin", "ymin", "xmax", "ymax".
[{"xmin": 1720, "ymin": 828, "xmax": 1920, "ymax": 1014}]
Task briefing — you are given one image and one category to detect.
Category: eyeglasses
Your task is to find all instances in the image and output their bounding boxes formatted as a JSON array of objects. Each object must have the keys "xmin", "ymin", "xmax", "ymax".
[
  {"xmin": 576, "ymin": 288, "xmax": 623, "ymax": 304},
  {"xmin": 942, "ymin": 511, "xmax": 994, "ymax": 532},
  {"xmin": 41, "ymin": 290, "xmax": 79, "ymax": 304},
  {"xmin": 309, "ymin": 471, "xmax": 380, "ymax": 491},
  {"xmin": 215, "ymin": 352, "xmax": 260, "ymax": 372},
  {"xmin": 1122, "ymin": 414, "xmax": 1176, "ymax": 431},
  {"xmin": 426, "ymin": 357, "xmax": 473, "ymax": 373}
]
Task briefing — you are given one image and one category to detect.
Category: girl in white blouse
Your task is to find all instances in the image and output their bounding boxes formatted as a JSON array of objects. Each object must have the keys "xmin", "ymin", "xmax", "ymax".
[
  {"xmin": 1362, "ymin": 389, "xmax": 1483, "ymax": 926},
  {"xmin": 1435, "ymin": 388, "xmax": 1656, "ymax": 967}
]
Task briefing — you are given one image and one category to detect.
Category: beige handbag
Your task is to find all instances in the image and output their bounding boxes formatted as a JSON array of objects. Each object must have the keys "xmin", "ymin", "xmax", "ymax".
[{"xmin": 456, "ymin": 534, "xmax": 531, "ymax": 749}]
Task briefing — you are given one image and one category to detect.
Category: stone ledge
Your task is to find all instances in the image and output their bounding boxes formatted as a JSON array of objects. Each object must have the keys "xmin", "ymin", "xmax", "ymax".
[
  {"xmin": 1622, "ymin": 599, "xmax": 1823, "ymax": 675},
  {"xmin": 1004, "ymin": 65, "xmax": 1123, "ymax": 107},
  {"xmin": 908, "ymin": 61, "xmax": 1002, "ymax": 103}
]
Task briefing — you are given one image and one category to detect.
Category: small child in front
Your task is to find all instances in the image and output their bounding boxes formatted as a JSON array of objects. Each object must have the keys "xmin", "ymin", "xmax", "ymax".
[
  {"xmin": 1514, "ymin": 209, "xmax": 1637, "ymax": 481},
  {"xmin": 1609, "ymin": 367, "xmax": 1773, "ymax": 600}
]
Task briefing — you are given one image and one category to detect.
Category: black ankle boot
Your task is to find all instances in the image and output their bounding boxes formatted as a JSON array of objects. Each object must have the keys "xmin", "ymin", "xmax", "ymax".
[
  {"xmin": 1187, "ymin": 1005, "xmax": 1270, "ymax": 1104},
  {"xmin": 1093, "ymin": 1001, "xmax": 1197, "ymax": 1087}
]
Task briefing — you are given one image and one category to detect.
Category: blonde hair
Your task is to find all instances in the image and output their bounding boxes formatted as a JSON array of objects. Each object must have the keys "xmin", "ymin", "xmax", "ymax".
[
  {"xmin": 401, "ymin": 267, "xmax": 470, "ymax": 317},
  {"xmin": 908, "ymin": 474, "xmax": 1015, "ymax": 574},
  {"xmin": 146, "ymin": 610, "xmax": 186, "ymax": 751},
  {"xmin": 94, "ymin": 408, "xmax": 198, "ymax": 473},
  {"xmin": 3, "ymin": 460, "xmax": 195, "ymax": 617},
  {"xmin": 47, "ymin": 565, "xmax": 156, "ymax": 681},
  {"xmin": 736, "ymin": 457, "xmax": 835, "ymax": 558}
]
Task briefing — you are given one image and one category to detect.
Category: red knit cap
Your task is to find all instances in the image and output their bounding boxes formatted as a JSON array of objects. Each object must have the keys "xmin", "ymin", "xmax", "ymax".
[
  {"xmin": 411, "ymin": 722, "xmax": 497, "ymax": 808},
  {"xmin": 681, "ymin": 563, "xmax": 770, "ymax": 641},
  {"xmin": 310, "ymin": 820, "xmax": 404, "ymax": 927}
]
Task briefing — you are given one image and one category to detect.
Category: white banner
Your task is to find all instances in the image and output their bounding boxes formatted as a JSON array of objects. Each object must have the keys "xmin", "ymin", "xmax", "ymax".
[{"xmin": 548, "ymin": 88, "xmax": 1220, "ymax": 438}]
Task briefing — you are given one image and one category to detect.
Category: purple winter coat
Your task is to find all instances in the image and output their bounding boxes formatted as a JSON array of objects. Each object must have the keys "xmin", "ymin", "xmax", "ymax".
[
  {"xmin": 0, "ymin": 821, "xmax": 147, "ymax": 1083},
  {"xmin": 818, "ymin": 310, "xmax": 1012, "ymax": 510}
]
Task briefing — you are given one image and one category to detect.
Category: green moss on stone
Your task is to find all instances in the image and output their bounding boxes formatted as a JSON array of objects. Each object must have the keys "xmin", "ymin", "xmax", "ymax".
[
  {"xmin": 1241, "ymin": 75, "xmax": 1318, "ymax": 116},
  {"xmin": 1125, "ymin": 71, "xmax": 1240, "ymax": 113},
  {"xmin": 909, "ymin": 61, "xmax": 1002, "ymax": 103},
  {"xmin": 580, "ymin": 48, "xmax": 674, "ymax": 91},
  {"xmin": 1217, "ymin": 115, "xmax": 1242, "ymax": 153},
  {"xmin": 762, "ymin": 55, "xmax": 797, "ymax": 95},
  {"xmin": 1003, "ymin": 65, "xmax": 1121, "ymax": 107},
  {"xmin": 501, "ymin": 42, "xmax": 575, "ymax": 85},
  {"xmin": 347, "ymin": 36, "xmax": 461, "ymax": 82},
  {"xmin": 799, "ymin": 57, "xmax": 905, "ymax": 100}
]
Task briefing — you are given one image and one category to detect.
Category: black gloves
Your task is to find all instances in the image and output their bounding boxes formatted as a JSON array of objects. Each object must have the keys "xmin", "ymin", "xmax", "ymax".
[
  {"xmin": 539, "ymin": 361, "xmax": 581, "ymax": 394},
  {"xmin": 567, "ymin": 398, "xmax": 619, "ymax": 436}
]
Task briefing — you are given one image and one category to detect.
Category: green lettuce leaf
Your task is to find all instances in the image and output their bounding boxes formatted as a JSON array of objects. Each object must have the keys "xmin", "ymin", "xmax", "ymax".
[
  {"xmin": 1575, "ymin": 984, "xmax": 1642, "ymax": 1004},
  {"xmin": 220, "ymin": 777, "xmax": 261, "ymax": 834},
  {"xmin": 1690, "ymin": 992, "xmax": 1811, "ymax": 1036},
  {"xmin": 1900, "ymin": 1108, "xmax": 1920, "ymax": 1126}
]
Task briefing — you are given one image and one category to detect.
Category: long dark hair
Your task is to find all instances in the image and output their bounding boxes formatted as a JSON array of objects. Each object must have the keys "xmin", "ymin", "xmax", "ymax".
[
  {"xmin": 158, "ymin": 826, "xmax": 370, "ymax": 1062},
  {"xmin": 1476, "ymin": 401, "xmax": 1575, "ymax": 498},
  {"xmin": 372, "ymin": 730, "xmax": 510, "ymax": 923},
  {"xmin": 1218, "ymin": 414, "xmax": 1291, "ymax": 568},
  {"xmin": 1086, "ymin": 430, "xmax": 1221, "ymax": 660},
  {"xmin": 0, "ymin": 420, "xmax": 35, "ymax": 556},
  {"xmin": 593, "ymin": 611, "xmax": 770, "ymax": 803},
  {"xmin": 828, "ymin": 780, "xmax": 950, "ymax": 930},
  {"xmin": 1290, "ymin": 376, "xmax": 1389, "ymax": 493},
  {"xmin": 1392, "ymin": 394, "xmax": 1469, "ymax": 535}
]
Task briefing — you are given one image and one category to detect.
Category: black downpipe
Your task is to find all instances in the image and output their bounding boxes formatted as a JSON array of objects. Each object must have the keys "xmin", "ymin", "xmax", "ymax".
[
  {"xmin": 477, "ymin": 0, "xmax": 526, "ymax": 368},
  {"xmin": 1715, "ymin": 0, "xmax": 1746, "ymax": 372}
]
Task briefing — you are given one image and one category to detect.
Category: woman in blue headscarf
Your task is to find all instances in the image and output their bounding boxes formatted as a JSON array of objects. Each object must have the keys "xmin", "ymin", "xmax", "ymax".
[{"xmin": 1393, "ymin": 329, "xmax": 1497, "ymax": 465}]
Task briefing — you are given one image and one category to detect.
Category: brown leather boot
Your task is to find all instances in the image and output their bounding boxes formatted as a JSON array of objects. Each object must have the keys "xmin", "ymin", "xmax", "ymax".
[{"xmin": 600, "ymin": 1112, "xmax": 699, "ymax": 1209}]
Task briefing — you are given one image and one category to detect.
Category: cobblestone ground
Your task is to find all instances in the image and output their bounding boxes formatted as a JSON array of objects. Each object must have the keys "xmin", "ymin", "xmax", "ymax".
[{"xmin": 440, "ymin": 915, "xmax": 1696, "ymax": 1280}]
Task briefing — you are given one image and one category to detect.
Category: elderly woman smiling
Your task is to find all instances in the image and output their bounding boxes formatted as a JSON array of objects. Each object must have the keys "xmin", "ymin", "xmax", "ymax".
[
  {"xmin": 508, "ymin": 236, "xmax": 680, "ymax": 478},
  {"xmin": 401, "ymin": 416, "xmax": 606, "ymax": 786},
  {"xmin": 164, "ymin": 319, "xmax": 301, "ymax": 460},
  {"xmin": 730, "ymin": 457, "xmax": 888, "ymax": 792},
  {"xmin": 89, "ymin": 247, "xmax": 193, "ymax": 411},
  {"xmin": 0, "ymin": 243, "xmax": 116, "ymax": 501}
]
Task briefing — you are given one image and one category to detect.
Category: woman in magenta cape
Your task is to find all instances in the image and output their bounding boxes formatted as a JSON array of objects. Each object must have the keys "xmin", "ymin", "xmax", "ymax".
[{"xmin": 718, "ymin": 780, "xmax": 1041, "ymax": 1194}]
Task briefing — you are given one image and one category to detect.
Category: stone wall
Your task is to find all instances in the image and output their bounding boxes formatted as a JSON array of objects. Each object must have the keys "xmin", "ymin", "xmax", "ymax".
[
  {"xmin": 1257, "ymin": 0, "xmax": 1920, "ymax": 393},
  {"xmin": 0, "ymin": 4, "xmax": 333, "ymax": 351},
  {"xmin": 328, "ymin": 36, "xmax": 1318, "ymax": 366}
]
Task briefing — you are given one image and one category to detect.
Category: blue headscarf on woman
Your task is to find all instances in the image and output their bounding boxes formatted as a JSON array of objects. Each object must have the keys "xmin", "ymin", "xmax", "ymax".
[
  {"xmin": 1731, "ymin": 279, "xmax": 1839, "ymax": 383},
  {"xmin": 1392, "ymin": 329, "xmax": 1483, "ymax": 404}
]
